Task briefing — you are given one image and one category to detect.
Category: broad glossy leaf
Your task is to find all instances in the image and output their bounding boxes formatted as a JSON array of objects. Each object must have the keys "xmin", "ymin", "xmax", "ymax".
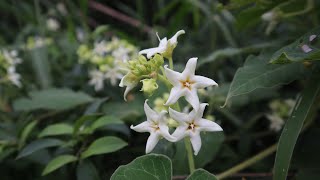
[
  {"xmin": 225, "ymin": 53, "xmax": 307, "ymax": 106},
  {"xmin": 13, "ymin": 88, "xmax": 93, "ymax": 111},
  {"xmin": 110, "ymin": 154, "xmax": 172, "ymax": 180},
  {"xmin": 42, "ymin": 155, "xmax": 77, "ymax": 175},
  {"xmin": 38, "ymin": 123, "xmax": 73, "ymax": 137},
  {"xmin": 273, "ymin": 72, "xmax": 320, "ymax": 180},
  {"xmin": 81, "ymin": 136, "xmax": 127, "ymax": 159},
  {"xmin": 271, "ymin": 27, "xmax": 320, "ymax": 63},
  {"xmin": 186, "ymin": 169, "xmax": 218, "ymax": 180},
  {"xmin": 17, "ymin": 138, "xmax": 63, "ymax": 159}
]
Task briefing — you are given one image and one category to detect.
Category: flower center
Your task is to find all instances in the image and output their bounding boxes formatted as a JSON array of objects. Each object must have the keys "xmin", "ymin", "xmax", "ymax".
[
  {"xmin": 180, "ymin": 78, "xmax": 194, "ymax": 90},
  {"xmin": 151, "ymin": 122, "xmax": 160, "ymax": 131},
  {"xmin": 188, "ymin": 121, "xmax": 197, "ymax": 131}
]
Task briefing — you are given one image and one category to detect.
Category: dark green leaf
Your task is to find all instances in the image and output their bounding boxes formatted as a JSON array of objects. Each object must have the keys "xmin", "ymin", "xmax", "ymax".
[
  {"xmin": 89, "ymin": 115, "xmax": 123, "ymax": 132},
  {"xmin": 29, "ymin": 47, "xmax": 52, "ymax": 89},
  {"xmin": 19, "ymin": 120, "xmax": 38, "ymax": 148},
  {"xmin": 225, "ymin": 53, "xmax": 307, "ymax": 106},
  {"xmin": 77, "ymin": 160, "xmax": 101, "ymax": 180},
  {"xmin": 186, "ymin": 169, "xmax": 218, "ymax": 180},
  {"xmin": 42, "ymin": 155, "xmax": 78, "ymax": 175},
  {"xmin": 13, "ymin": 88, "xmax": 93, "ymax": 111},
  {"xmin": 273, "ymin": 72, "xmax": 320, "ymax": 180},
  {"xmin": 110, "ymin": 154, "xmax": 172, "ymax": 180},
  {"xmin": 17, "ymin": 138, "xmax": 63, "ymax": 159},
  {"xmin": 81, "ymin": 136, "xmax": 127, "ymax": 159}
]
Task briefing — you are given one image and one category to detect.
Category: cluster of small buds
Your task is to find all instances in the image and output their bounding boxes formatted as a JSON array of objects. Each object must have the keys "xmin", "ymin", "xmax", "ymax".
[
  {"xmin": 122, "ymin": 30, "xmax": 223, "ymax": 155},
  {"xmin": 77, "ymin": 37, "xmax": 138, "ymax": 91},
  {"xmin": 266, "ymin": 99, "xmax": 295, "ymax": 132},
  {"xmin": 0, "ymin": 49, "xmax": 23, "ymax": 87}
]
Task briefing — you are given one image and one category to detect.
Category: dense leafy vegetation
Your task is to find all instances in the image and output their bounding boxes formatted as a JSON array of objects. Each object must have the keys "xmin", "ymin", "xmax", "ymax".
[{"xmin": 1, "ymin": 0, "xmax": 320, "ymax": 179}]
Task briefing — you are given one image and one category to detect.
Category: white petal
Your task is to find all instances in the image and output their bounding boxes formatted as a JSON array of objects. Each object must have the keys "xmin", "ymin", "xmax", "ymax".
[
  {"xmin": 193, "ymin": 75, "xmax": 218, "ymax": 89},
  {"xmin": 197, "ymin": 118, "xmax": 223, "ymax": 132},
  {"xmin": 146, "ymin": 132, "xmax": 161, "ymax": 153},
  {"xmin": 164, "ymin": 86, "xmax": 186, "ymax": 106},
  {"xmin": 169, "ymin": 107, "xmax": 190, "ymax": 123},
  {"xmin": 159, "ymin": 37, "xmax": 168, "ymax": 47},
  {"xmin": 158, "ymin": 123, "xmax": 176, "ymax": 142},
  {"xmin": 172, "ymin": 126, "xmax": 188, "ymax": 141},
  {"xmin": 195, "ymin": 103, "xmax": 209, "ymax": 120},
  {"xmin": 164, "ymin": 65, "xmax": 182, "ymax": 86},
  {"xmin": 123, "ymin": 85, "xmax": 135, "ymax": 101},
  {"xmin": 130, "ymin": 121, "xmax": 152, "ymax": 133},
  {"xmin": 185, "ymin": 89, "xmax": 200, "ymax": 111},
  {"xmin": 144, "ymin": 100, "xmax": 159, "ymax": 121},
  {"xmin": 190, "ymin": 132, "xmax": 202, "ymax": 156},
  {"xmin": 182, "ymin": 58, "xmax": 197, "ymax": 77},
  {"xmin": 139, "ymin": 47, "xmax": 165, "ymax": 58},
  {"xmin": 168, "ymin": 30, "xmax": 185, "ymax": 45}
]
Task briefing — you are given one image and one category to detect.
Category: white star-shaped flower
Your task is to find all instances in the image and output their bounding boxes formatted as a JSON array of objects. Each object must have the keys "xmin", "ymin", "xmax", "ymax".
[
  {"xmin": 169, "ymin": 103, "xmax": 223, "ymax": 155},
  {"xmin": 104, "ymin": 66, "xmax": 124, "ymax": 86},
  {"xmin": 112, "ymin": 46, "xmax": 130, "ymax": 62},
  {"xmin": 139, "ymin": 30, "xmax": 185, "ymax": 58},
  {"xmin": 93, "ymin": 41, "xmax": 108, "ymax": 56},
  {"xmin": 7, "ymin": 66, "xmax": 21, "ymax": 87},
  {"xmin": 164, "ymin": 57, "xmax": 218, "ymax": 110},
  {"xmin": 131, "ymin": 100, "xmax": 175, "ymax": 153},
  {"xmin": 88, "ymin": 69, "xmax": 105, "ymax": 91}
]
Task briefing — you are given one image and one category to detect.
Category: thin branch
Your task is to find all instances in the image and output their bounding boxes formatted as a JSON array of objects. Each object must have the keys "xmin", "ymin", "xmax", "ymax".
[{"xmin": 88, "ymin": 0, "xmax": 153, "ymax": 33}]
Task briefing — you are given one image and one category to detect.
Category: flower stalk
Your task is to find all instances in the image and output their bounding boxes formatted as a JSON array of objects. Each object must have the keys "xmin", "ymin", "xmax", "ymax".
[{"xmin": 184, "ymin": 138, "xmax": 196, "ymax": 174}]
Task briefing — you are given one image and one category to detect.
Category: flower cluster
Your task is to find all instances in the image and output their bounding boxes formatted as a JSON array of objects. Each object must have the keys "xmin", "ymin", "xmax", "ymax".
[
  {"xmin": 77, "ymin": 37, "xmax": 138, "ymax": 91},
  {"xmin": 123, "ymin": 30, "xmax": 223, "ymax": 155},
  {"xmin": 0, "ymin": 49, "xmax": 23, "ymax": 87}
]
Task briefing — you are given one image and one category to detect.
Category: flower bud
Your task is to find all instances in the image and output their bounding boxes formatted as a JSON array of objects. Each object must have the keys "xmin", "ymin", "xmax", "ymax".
[{"xmin": 140, "ymin": 78, "xmax": 158, "ymax": 96}]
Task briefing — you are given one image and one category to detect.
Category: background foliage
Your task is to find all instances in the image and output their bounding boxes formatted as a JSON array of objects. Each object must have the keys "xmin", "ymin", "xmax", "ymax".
[{"xmin": 1, "ymin": 0, "xmax": 320, "ymax": 179}]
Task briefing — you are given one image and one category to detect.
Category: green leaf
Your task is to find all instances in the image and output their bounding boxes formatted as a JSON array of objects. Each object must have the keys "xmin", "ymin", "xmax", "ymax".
[
  {"xmin": 19, "ymin": 120, "xmax": 38, "ymax": 148},
  {"xmin": 273, "ymin": 72, "xmax": 320, "ymax": 180},
  {"xmin": 73, "ymin": 114, "xmax": 101, "ymax": 135},
  {"xmin": 42, "ymin": 155, "xmax": 77, "ymax": 176},
  {"xmin": 29, "ymin": 47, "xmax": 52, "ymax": 89},
  {"xmin": 224, "ymin": 53, "xmax": 307, "ymax": 106},
  {"xmin": 17, "ymin": 138, "xmax": 64, "ymax": 159},
  {"xmin": 77, "ymin": 160, "xmax": 101, "ymax": 180},
  {"xmin": 186, "ymin": 169, "xmax": 218, "ymax": 180},
  {"xmin": 271, "ymin": 27, "xmax": 320, "ymax": 63},
  {"xmin": 110, "ymin": 154, "xmax": 172, "ymax": 180},
  {"xmin": 81, "ymin": 136, "xmax": 127, "ymax": 159},
  {"xmin": 89, "ymin": 115, "xmax": 123, "ymax": 132},
  {"xmin": 13, "ymin": 88, "xmax": 94, "ymax": 111},
  {"xmin": 39, "ymin": 123, "xmax": 74, "ymax": 138}
]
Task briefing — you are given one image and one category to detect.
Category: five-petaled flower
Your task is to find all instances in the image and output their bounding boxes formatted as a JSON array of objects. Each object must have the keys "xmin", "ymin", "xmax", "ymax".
[
  {"xmin": 169, "ymin": 103, "xmax": 223, "ymax": 155},
  {"xmin": 131, "ymin": 100, "xmax": 175, "ymax": 153},
  {"xmin": 139, "ymin": 30, "xmax": 185, "ymax": 59},
  {"xmin": 164, "ymin": 57, "xmax": 218, "ymax": 111}
]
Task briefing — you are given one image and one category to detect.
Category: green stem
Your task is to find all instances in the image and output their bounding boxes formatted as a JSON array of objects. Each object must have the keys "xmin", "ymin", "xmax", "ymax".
[
  {"xmin": 282, "ymin": 0, "xmax": 314, "ymax": 19},
  {"xmin": 184, "ymin": 138, "xmax": 196, "ymax": 174},
  {"xmin": 216, "ymin": 143, "xmax": 277, "ymax": 179},
  {"xmin": 168, "ymin": 57, "xmax": 173, "ymax": 70}
]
